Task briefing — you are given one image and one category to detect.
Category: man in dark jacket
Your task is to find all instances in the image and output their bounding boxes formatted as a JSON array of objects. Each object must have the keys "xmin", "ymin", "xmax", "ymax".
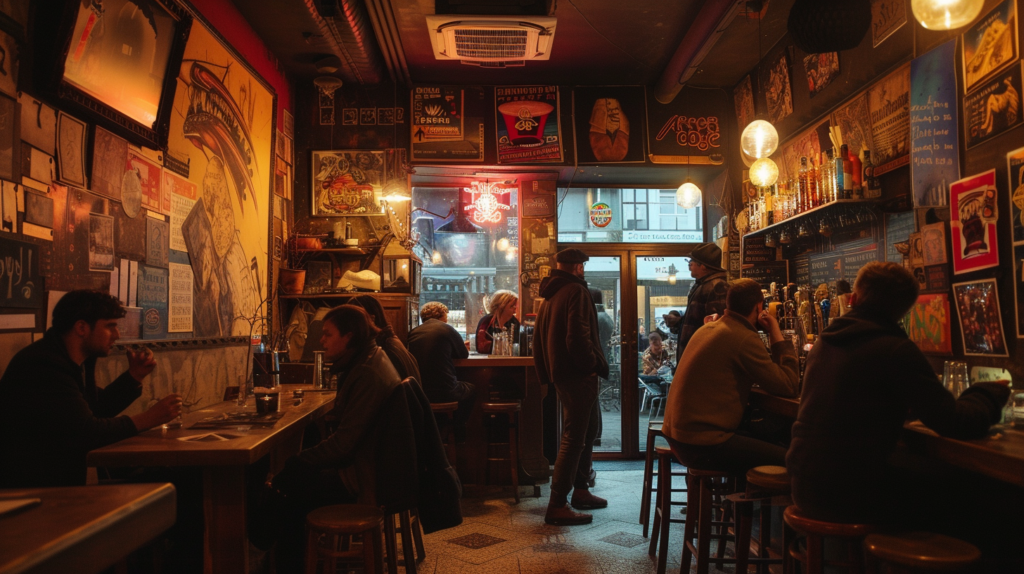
[
  {"xmin": 674, "ymin": 242, "xmax": 728, "ymax": 363},
  {"xmin": 0, "ymin": 290, "xmax": 181, "ymax": 488},
  {"xmin": 787, "ymin": 262, "xmax": 1009, "ymax": 525},
  {"xmin": 535, "ymin": 249, "xmax": 609, "ymax": 525},
  {"xmin": 408, "ymin": 301, "xmax": 475, "ymax": 432}
]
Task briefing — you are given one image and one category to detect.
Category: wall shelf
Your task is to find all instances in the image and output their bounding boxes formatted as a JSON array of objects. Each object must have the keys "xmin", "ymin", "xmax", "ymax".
[{"xmin": 742, "ymin": 198, "xmax": 878, "ymax": 239}]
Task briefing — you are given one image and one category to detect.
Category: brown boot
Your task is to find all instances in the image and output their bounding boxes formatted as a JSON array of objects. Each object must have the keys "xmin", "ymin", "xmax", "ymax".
[
  {"xmin": 544, "ymin": 503, "xmax": 593, "ymax": 525},
  {"xmin": 570, "ymin": 489, "xmax": 608, "ymax": 510}
]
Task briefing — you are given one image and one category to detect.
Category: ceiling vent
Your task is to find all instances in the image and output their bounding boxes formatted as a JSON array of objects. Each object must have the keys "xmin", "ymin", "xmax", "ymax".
[{"xmin": 425, "ymin": 15, "xmax": 556, "ymax": 67}]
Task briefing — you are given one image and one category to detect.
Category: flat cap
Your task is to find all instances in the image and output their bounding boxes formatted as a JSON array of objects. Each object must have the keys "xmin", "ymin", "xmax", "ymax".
[{"xmin": 556, "ymin": 248, "xmax": 590, "ymax": 264}]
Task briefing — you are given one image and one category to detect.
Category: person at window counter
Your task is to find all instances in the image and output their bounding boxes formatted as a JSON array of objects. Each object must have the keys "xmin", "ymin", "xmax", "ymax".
[
  {"xmin": 642, "ymin": 331, "xmax": 672, "ymax": 375},
  {"xmin": 662, "ymin": 279, "xmax": 799, "ymax": 473},
  {"xmin": 348, "ymin": 294, "xmax": 421, "ymax": 384},
  {"xmin": 787, "ymin": 262, "xmax": 1009, "ymax": 526},
  {"xmin": 0, "ymin": 290, "xmax": 181, "ymax": 488},
  {"xmin": 408, "ymin": 302, "xmax": 475, "ymax": 433},
  {"xmin": 475, "ymin": 289, "xmax": 520, "ymax": 354},
  {"xmin": 667, "ymin": 243, "xmax": 728, "ymax": 364}
]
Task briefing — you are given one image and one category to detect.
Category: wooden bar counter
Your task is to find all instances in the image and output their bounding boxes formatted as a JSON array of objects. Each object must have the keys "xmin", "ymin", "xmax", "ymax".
[{"xmin": 453, "ymin": 354, "xmax": 550, "ymax": 487}]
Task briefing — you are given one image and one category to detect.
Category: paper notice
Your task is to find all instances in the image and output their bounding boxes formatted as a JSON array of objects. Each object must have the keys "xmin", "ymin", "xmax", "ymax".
[
  {"xmin": 168, "ymin": 262, "xmax": 193, "ymax": 333},
  {"xmin": 170, "ymin": 193, "xmax": 196, "ymax": 252}
]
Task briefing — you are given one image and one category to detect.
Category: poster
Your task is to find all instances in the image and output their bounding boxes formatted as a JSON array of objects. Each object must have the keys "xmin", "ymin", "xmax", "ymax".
[
  {"xmin": 0, "ymin": 237, "xmax": 41, "ymax": 309},
  {"xmin": 762, "ymin": 49, "xmax": 793, "ymax": 124},
  {"xmin": 734, "ymin": 75, "xmax": 755, "ymax": 133},
  {"xmin": 88, "ymin": 213, "xmax": 114, "ymax": 271},
  {"xmin": 952, "ymin": 278, "xmax": 1008, "ymax": 357},
  {"xmin": 803, "ymin": 52, "xmax": 840, "ymax": 98},
  {"xmin": 963, "ymin": 64, "xmax": 1022, "ymax": 149},
  {"xmin": 0, "ymin": 94, "xmax": 15, "ymax": 182},
  {"xmin": 830, "ymin": 92, "xmax": 874, "ymax": 158},
  {"xmin": 871, "ymin": 0, "xmax": 907, "ymax": 47},
  {"xmin": 91, "ymin": 127, "xmax": 127, "ymax": 201},
  {"xmin": 950, "ymin": 169, "xmax": 999, "ymax": 274},
  {"xmin": 910, "ymin": 40, "xmax": 960, "ymax": 208},
  {"xmin": 921, "ymin": 222, "xmax": 947, "ymax": 266},
  {"xmin": 573, "ymin": 86, "xmax": 647, "ymax": 164},
  {"xmin": 56, "ymin": 112, "xmax": 86, "ymax": 188},
  {"xmin": 647, "ymin": 87, "xmax": 727, "ymax": 164},
  {"xmin": 146, "ymin": 217, "xmax": 169, "ymax": 268},
  {"xmin": 962, "ymin": 0, "xmax": 1017, "ymax": 92},
  {"xmin": 138, "ymin": 264, "xmax": 169, "ymax": 340},
  {"xmin": 124, "ymin": 150, "xmax": 163, "ymax": 215},
  {"xmin": 310, "ymin": 150, "xmax": 385, "ymax": 216},
  {"xmin": 495, "ymin": 85, "xmax": 562, "ymax": 164},
  {"xmin": 903, "ymin": 293, "xmax": 952, "ymax": 355},
  {"xmin": 0, "ymin": 29, "xmax": 17, "ymax": 99},
  {"xmin": 1013, "ymin": 243, "xmax": 1024, "ymax": 338},
  {"xmin": 168, "ymin": 262, "xmax": 193, "ymax": 333},
  {"xmin": 410, "ymin": 85, "xmax": 485, "ymax": 162},
  {"xmin": 781, "ymin": 125, "xmax": 823, "ymax": 180},
  {"xmin": 868, "ymin": 63, "xmax": 910, "ymax": 175},
  {"xmin": 1009, "ymin": 146, "xmax": 1024, "ymax": 243}
]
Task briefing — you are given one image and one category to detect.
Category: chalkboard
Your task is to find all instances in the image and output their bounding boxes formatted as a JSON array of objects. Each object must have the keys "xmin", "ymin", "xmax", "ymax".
[
  {"xmin": 742, "ymin": 260, "xmax": 789, "ymax": 291},
  {"xmin": 842, "ymin": 245, "xmax": 881, "ymax": 283},
  {"xmin": 809, "ymin": 252, "xmax": 843, "ymax": 286},
  {"xmin": 743, "ymin": 235, "xmax": 776, "ymax": 265},
  {"xmin": 0, "ymin": 237, "xmax": 42, "ymax": 309},
  {"xmin": 885, "ymin": 211, "xmax": 916, "ymax": 263},
  {"xmin": 793, "ymin": 256, "xmax": 809, "ymax": 285}
]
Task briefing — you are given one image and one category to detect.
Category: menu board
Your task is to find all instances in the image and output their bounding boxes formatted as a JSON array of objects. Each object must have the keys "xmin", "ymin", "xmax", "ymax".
[
  {"xmin": 885, "ymin": 211, "xmax": 916, "ymax": 262},
  {"xmin": 842, "ymin": 244, "xmax": 881, "ymax": 283},
  {"xmin": 809, "ymin": 252, "xmax": 843, "ymax": 286},
  {"xmin": 793, "ymin": 256, "xmax": 810, "ymax": 285},
  {"xmin": 742, "ymin": 235, "xmax": 776, "ymax": 266},
  {"xmin": 741, "ymin": 260, "xmax": 789, "ymax": 291}
]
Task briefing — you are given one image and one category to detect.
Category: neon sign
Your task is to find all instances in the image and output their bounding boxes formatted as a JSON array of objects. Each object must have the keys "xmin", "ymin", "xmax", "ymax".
[{"xmin": 464, "ymin": 181, "xmax": 512, "ymax": 224}]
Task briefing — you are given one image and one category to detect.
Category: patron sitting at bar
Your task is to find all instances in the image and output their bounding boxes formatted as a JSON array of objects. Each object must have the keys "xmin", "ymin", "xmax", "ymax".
[
  {"xmin": 662, "ymin": 278, "xmax": 800, "ymax": 473},
  {"xmin": 787, "ymin": 262, "xmax": 1009, "ymax": 525},
  {"xmin": 475, "ymin": 289, "xmax": 520, "ymax": 354},
  {"xmin": 348, "ymin": 294, "xmax": 421, "ymax": 384},
  {"xmin": 0, "ymin": 290, "xmax": 181, "ymax": 488},
  {"xmin": 408, "ymin": 301, "xmax": 475, "ymax": 433}
]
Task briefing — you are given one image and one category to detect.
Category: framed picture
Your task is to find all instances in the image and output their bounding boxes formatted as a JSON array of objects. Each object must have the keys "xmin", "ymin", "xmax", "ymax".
[
  {"xmin": 902, "ymin": 293, "xmax": 953, "ymax": 355},
  {"xmin": 36, "ymin": 0, "xmax": 192, "ymax": 149},
  {"xmin": 0, "ymin": 93, "xmax": 16, "ymax": 181},
  {"xmin": 733, "ymin": 75, "xmax": 755, "ymax": 133},
  {"xmin": 950, "ymin": 169, "xmax": 999, "ymax": 274},
  {"xmin": 1013, "ymin": 243, "xmax": 1024, "ymax": 338},
  {"xmin": 803, "ymin": 52, "xmax": 839, "ymax": 98},
  {"xmin": 311, "ymin": 150, "xmax": 386, "ymax": 216},
  {"xmin": 573, "ymin": 86, "xmax": 647, "ymax": 164},
  {"xmin": 761, "ymin": 48, "xmax": 793, "ymax": 124},
  {"xmin": 56, "ymin": 111, "xmax": 86, "ymax": 188},
  {"xmin": 1008, "ymin": 146, "xmax": 1024, "ymax": 243},
  {"xmin": 952, "ymin": 278, "xmax": 1008, "ymax": 357},
  {"xmin": 962, "ymin": 0, "xmax": 1018, "ymax": 93}
]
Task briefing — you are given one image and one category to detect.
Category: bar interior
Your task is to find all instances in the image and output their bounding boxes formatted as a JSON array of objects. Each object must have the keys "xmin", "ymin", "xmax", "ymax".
[{"xmin": 0, "ymin": 0, "xmax": 1023, "ymax": 572}]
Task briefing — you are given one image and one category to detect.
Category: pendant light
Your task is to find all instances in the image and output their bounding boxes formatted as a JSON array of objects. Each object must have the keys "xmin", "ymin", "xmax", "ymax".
[
  {"xmin": 676, "ymin": 181, "xmax": 702, "ymax": 209},
  {"xmin": 740, "ymin": 120, "xmax": 780, "ymax": 159},
  {"xmin": 749, "ymin": 157, "xmax": 779, "ymax": 188},
  {"xmin": 911, "ymin": 0, "xmax": 984, "ymax": 30}
]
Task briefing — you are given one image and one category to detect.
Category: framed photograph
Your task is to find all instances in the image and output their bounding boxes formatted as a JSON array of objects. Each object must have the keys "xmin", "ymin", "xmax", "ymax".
[
  {"xmin": 1007, "ymin": 146, "xmax": 1024, "ymax": 244},
  {"xmin": 950, "ymin": 169, "xmax": 999, "ymax": 274},
  {"xmin": 902, "ymin": 293, "xmax": 953, "ymax": 355},
  {"xmin": 37, "ymin": 0, "xmax": 192, "ymax": 149},
  {"xmin": 56, "ymin": 111, "xmax": 86, "ymax": 188},
  {"xmin": 963, "ymin": 63, "xmax": 1023, "ymax": 149},
  {"xmin": 952, "ymin": 278, "xmax": 1008, "ymax": 357},
  {"xmin": 311, "ymin": 150, "xmax": 385, "ymax": 216},
  {"xmin": 962, "ymin": 0, "xmax": 1017, "ymax": 93},
  {"xmin": 573, "ymin": 86, "xmax": 647, "ymax": 164}
]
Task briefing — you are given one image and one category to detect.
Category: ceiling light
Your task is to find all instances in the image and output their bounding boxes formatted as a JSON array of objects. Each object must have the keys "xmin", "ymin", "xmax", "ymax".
[
  {"xmin": 911, "ymin": 0, "xmax": 984, "ymax": 30},
  {"xmin": 676, "ymin": 182, "xmax": 702, "ymax": 209},
  {"xmin": 749, "ymin": 158, "xmax": 779, "ymax": 188},
  {"xmin": 740, "ymin": 120, "xmax": 779, "ymax": 159}
]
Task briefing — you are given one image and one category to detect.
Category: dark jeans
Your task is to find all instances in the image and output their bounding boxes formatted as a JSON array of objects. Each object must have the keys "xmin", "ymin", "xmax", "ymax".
[
  {"xmin": 667, "ymin": 433, "xmax": 786, "ymax": 475},
  {"xmin": 551, "ymin": 376, "xmax": 600, "ymax": 498}
]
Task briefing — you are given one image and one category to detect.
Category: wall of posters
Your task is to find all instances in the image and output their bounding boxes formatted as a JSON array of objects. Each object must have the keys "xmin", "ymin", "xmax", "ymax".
[
  {"xmin": 310, "ymin": 150, "xmax": 385, "ymax": 216},
  {"xmin": 869, "ymin": 63, "xmax": 910, "ymax": 174},
  {"xmin": 762, "ymin": 49, "xmax": 793, "ymax": 124},
  {"xmin": 573, "ymin": 86, "xmax": 647, "ymax": 164},
  {"xmin": 953, "ymin": 278, "xmax": 1008, "ymax": 357},
  {"xmin": 871, "ymin": 0, "xmax": 907, "ymax": 47},
  {"xmin": 410, "ymin": 85, "xmax": 485, "ymax": 162},
  {"xmin": 963, "ymin": 64, "xmax": 1023, "ymax": 149},
  {"xmin": 495, "ymin": 85, "xmax": 562, "ymax": 164},
  {"xmin": 903, "ymin": 293, "xmax": 953, "ymax": 355},
  {"xmin": 963, "ymin": 0, "xmax": 1018, "ymax": 93},
  {"xmin": 950, "ymin": 169, "xmax": 1000, "ymax": 274},
  {"xmin": 910, "ymin": 40, "xmax": 960, "ymax": 208}
]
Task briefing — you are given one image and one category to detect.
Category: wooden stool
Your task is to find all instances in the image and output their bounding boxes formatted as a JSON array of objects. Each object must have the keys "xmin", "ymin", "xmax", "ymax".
[
  {"xmin": 383, "ymin": 508, "xmax": 426, "ymax": 574},
  {"xmin": 864, "ymin": 532, "xmax": 980, "ymax": 573},
  {"xmin": 732, "ymin": 465, "xmax": 791, "ymax": 574},
  {"xmin": 784, "ymin": 505, "xmax": 876, "ymax": 574},
  {"xmin": 681, "ymin": 467, "xmax": 740, "ymax": 574},
  {"xmin": 304, "ymin": 504, "xmax": 384, "ymax": 574},
  {"xmin": 430, "ymin": 402, "xmax": 460, "ymax": 467},
  {"xmin": 482, "ymin": 401, "xmax": 521, "ymax": 503},
  {"xmin": 647, "ymin": 446, "xmax": 689, "ymax": 574},
  {"xmin": 639, "ymin": 425, "xmax": 688, "ymax": 537}
]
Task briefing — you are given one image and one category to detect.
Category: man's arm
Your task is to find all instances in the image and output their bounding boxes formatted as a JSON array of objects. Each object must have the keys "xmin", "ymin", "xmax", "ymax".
[
  {"xmin": 744, "ymin": 313, "xmax": 800, "ymax": 398},
  {"xmin": 449, "ymin": 324, "xmax": 469, "ymax": 359}
]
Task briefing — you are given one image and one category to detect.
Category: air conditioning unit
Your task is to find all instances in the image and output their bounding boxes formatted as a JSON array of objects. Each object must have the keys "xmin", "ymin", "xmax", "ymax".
[{"xmin": 425, "ymin": 15, "xmax": 556, "ymax": 67}]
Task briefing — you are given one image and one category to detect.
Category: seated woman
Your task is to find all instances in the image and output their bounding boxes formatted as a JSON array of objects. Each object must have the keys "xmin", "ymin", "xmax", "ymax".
[
  {"xmin": 475, "ymin": 290, "xmax": 520, "ymax": 354},
  {"xmin": 641, "ymin": 331, "xmax": 672, "ymax": 375},
  {"xmin": 348, "ymin": 294, "xmax": 422, "ymax": 384}
]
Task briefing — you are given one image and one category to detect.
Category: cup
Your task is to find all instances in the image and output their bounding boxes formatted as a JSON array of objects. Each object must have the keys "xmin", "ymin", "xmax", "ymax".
[{"xmin": 255, "ymin": 389, "xmax": 280, "ymax": 414}]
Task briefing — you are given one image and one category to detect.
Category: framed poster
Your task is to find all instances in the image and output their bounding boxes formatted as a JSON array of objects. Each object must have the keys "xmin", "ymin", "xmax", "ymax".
[
  {"xmin": 950, "ymin": 169, "xmax": 999, "ymax": 274},
  {"xmin": 495, "ymin": 85, "xmax": 562, "ymax": 164},
  {"xmin": 1008, "ymin": 146, "xmax": 1024, "ymax": 243},
  {"xmin": 781, "ymin": 124, "xmax": 824, "ymax": 181},
  {"xmin": 91, "ymin": 126, "xmax": 126, "ymax": 201},
  {"xmin": 0, "ymin": 28, "xmax": 17, "ymax": 99},
  {"xmin": 910, "ymin": 39, "xmax": 959, "ymax": 208},
  {"xmin": 311, "ymin": 150, "xmax": 385, "ymax": 216},
  {"xmin": 0, "ymin": 93, "xmax": 15, "ymax": 182},
  {"xmin": 647, "ymin": 86, "xmax": 727, "ymax": 164},
  {"xmin": 803, "ymin": 52, "xmax": 840, "ymax": 98},
  {"xmin": 952, "ymin": 278, "xmax": 1008, "ymax": 357},
  {"xmin": 963, "ymin": 63, "xmax": 1022, "ymax": 150},
  {"xmin": 410, "ymin": 85, "xmax": 485, "ymax": 163},
  {"xmin": 830, "ymin": 92, "xmax": 874, "ymax": 158},
  {"xmin": 902, "ymin": 293, "xmax": 953, "ymax": 355},
  {"xmin": 88, "ymin": 213, "xmax": 115, "ymax": 272},
  {"xmin": 761, "ymin": 49, "xmax": 793, "ymax": 124},
  {"xmin": 0, "ymin": 237, "xmax": 42, "ymax": 309},
  {"xmin": 733, "ymin": 75, "xmax": 755, "ymax": 133},
  {"xmin": 573, "ymin": 86, "xmax": 647, "ymax": 164},
  {"xmin": 871, "ymin": 0, "xmax": 907, "ymax": 48},
  {"xmin": 920, "ymin": 222, "xmax": 947, "ymax": 266},
  {"xmin": 962, "ymin": 0, "xmax": 1018, "ymax": 93},
  {"xmin": 56, "ymin": 111, "xmax": 87, "ymax": 188},
  {"xmin": 868, "ymin": 63, "xmax": 910, "ymax": 175},
  {"xmin": 125, "ymin": 149, "xmax": 163, "ymax": 215}
]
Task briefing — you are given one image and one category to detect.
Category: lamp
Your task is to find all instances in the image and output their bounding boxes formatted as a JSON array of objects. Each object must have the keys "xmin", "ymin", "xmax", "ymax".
[
  {"xmin": 741, "ymin": 120, "xmax": 779, "ymax": 159},
  {"xmin": 382, "ymin": 179, "xmax": 411, "ymax": 202},
  {"xmin": 749, "ymin": 157, "xmax": 779, "ymax": 188},
  {"xmin": 667, "ymin": 263, "xmax": 678, "ymax": 285},
  {"xmin": 911, "ymin": 0, "xmax": 983, "ymax": 30},
  {"xmin": 676, "ymin": 181, "xmax": 702, "ymax": 209}
]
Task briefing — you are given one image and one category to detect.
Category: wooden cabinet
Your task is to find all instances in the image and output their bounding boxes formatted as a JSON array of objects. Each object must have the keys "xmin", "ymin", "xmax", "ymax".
[{"xmin": 278, "ymin": 293, "xmax": 419, "ymax": 342}]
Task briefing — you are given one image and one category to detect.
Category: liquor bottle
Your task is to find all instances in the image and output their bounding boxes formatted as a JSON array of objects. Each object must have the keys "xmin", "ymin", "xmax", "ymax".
[
  {"xmin": 799, "ymin": 157, "xmax": 810, "ymax": 212},
  {"xmin": 863, "ymin": 149, "xmax": 881, "ymax": 198},
  {"xmin": 809, "ymin": 156, "xmax": 819, "ymax": 208},
  {"xmin": 832, "ymin": 148, "xmax": 844, "ymax": 200},
  {"xmin": 765, "ymin": 185, "xmax": 774, "ymax": 226},
  {"xmin": 850, "ymin": 148, "xmax": 863, "ymax": 197},
  {"xmin": 840, "ymin": 144, "xmax": 853, "ymax": 199}
]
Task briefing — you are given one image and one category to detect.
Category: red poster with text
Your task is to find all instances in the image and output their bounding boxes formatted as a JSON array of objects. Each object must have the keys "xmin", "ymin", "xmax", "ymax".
[{"xmin": 950, "ymin": 169, "xmax": 999, "ymax": 274}]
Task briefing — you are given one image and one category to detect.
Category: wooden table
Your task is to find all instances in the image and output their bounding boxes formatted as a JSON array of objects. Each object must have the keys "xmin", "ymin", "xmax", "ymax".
[
  {"xmin": 0, "ymin": 483, "xmax": 176, "ymax": 574},
  {"xmin": 87, "ymin": 386, "xmax": 335, "ymax": 574}
]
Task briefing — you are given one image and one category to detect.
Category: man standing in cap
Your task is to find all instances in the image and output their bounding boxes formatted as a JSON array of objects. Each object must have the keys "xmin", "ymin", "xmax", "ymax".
[
  {"xmin": 669, "ymin": 242, "xmax": 728, "ymax": 364},
  {"xmin": 535, "ymin": 248, "xmax": 609, "ymax": 525}
]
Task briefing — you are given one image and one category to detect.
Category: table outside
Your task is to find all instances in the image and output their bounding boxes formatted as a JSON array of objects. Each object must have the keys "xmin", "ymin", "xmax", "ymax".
[
  {"xmin": 0, "ymin": 483, "xmax": 176, "ymax": 574},
  {"xmin": 87, "ymin": 385, "xmax": 335, "ymax": 574}
]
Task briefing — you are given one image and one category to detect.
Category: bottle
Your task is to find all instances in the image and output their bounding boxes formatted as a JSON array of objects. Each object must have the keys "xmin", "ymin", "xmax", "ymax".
[
  {"xmin": 840, "ymin": 144, "xmax": 853, "ymax": 199},
  {"xmin": 808, "ymin": 156, "xmax": 819, "ymax": 208},
  {"xmin": 832, "ymin": 148, "xmax": 844, "ymax": 200},
  {"xmin": 863, "ymin": 149, "xmax": 881, "ymax": 198},
  {"xmin": 798, "ymin": 156, "xmax": 809, "ymax": 211},
  {"xmin": 850, "ymin": 148, "xmax": 863, "ymax": 196}
]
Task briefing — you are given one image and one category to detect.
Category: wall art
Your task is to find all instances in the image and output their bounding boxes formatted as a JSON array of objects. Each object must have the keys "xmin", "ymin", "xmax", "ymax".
[
  {"xmin": 56, "ymin": 111, "xmax": 86, "ymax": 188},
  {"xmin": 962, "ymin": 0, "xmax": 1017, "ymax": 93},
  {"xmin": 0, "ymin": 236, "xmax": 41, "ymax": 309},
  {"xmin": 871, "ymin": 0, "xmax": 907, "ymax": 48},
  {"xmin": 91, "ymin": 126, "xmax": 127, "ymax": 201},
  {"xmin": 830, "ymin": 92, "xmax": 875, "ymax": 158},
  {"xmin": 19, "ymin": 92, "xmax": 55, "ymax": 154},
  {"xmin": 647, "ymin": 86, "xmax": 727, "ymax": 164},
  {"xmin": 733, "ymin": 75, "xmax": 755, "ymax": 133},
  {"xmin": 0, "ymin": 93, "xmax": 16, "ymax": 181},
  {"xmin": 952, "ymin": 278, "xmax": 1008, "ymax": 357},
  {"xmin": 146, "ymin": 216, "xmax": 169, "ymax": 268},
  {"xmin": 761, "ymin": 49, "xmax": 793, "ymax": 124},
  {"xmin": 868, "ymin": 63, "xmax": 910, "ymax": 174},
  {"xmin": 88, "ymin": 213, "xmax": 115, "ymax": 272},
  {"xmin": 138, "ymin": 264, "xmax": 169, "ymax": 339},
  {"xmin": 311, "ymin": 150, "xmax": 385, "ymax": 216},
  {"xmin": 963, "ymin": 63, "xmax": 1022, "ymax": 149},
  {"xmin": 803, "ymin": 52, "xmax": 839, "ymax": 98},
  {"xmin": 495, "ymin": 85, "xmax": 562, "ymax": 164},
  {"xmin": 573, "ymin": 86, "xmax": 647, "ymax": 164},
  {"xmin": 410, "ymin": 85, "xmax": 485, "ymax": 162},
  {"xmin": 1006, "ymin": 146, "xmax": 1024, "ymax": 243},
  {"xmin": 902, "ymin": 292, "xmax": 952, "ymax": 355},
  {"xmin": 950, "ymin": 169, "xmax": 999, "ymax": 274},
  {"xmin": 1013, "ymin": 243, "xmax": 1024, "ymax": 338},
  {"xmin": 0, "ymin": 28, "xmax": 18, "ymax": 99},
  {"xmin": 910, "ymin": 39, "xmax": 959, "ymax": 208},
  {"xmin": 920, "ymin": 222, "xmax": 947, "ymax": 266},
  {"xmin": 124, "ymin": 149, "xmax": 162, "ymax": 215}
]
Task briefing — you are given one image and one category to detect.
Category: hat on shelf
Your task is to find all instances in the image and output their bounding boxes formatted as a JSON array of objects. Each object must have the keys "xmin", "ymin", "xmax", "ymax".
[
  {"xmin": 689, "ymin": 242, "xmax": 724, "ymax": 271},
  {"xmin": 556, "ymin": 248, "xmax": 589, "ymax": 264},
  {"xmin": 339, "ymin": 269, "xmax": 381, "ymax": 291}
]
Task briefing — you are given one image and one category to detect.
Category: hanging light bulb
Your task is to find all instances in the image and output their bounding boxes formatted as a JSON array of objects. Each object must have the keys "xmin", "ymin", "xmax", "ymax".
[
  {"xmin": 911, "ymin": 0, "xmax": 983, "ymax": 30},
  {"xmin": 749, "ymin": 157, "xmax": 779, "ymax": 188},
  {"xmin": 676, "ymin": 181, "xmax": 702, "ymax": 209},
  {"xmin": 741, "ymin": 120, "xmax": 780, "ymax": 159},
  {"xmin": 496, "ymin": 237, "xmax": 510, "ymax": 251}
]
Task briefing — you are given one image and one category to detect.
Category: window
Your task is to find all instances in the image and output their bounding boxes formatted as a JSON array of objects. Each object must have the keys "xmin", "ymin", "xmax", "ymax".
[{"xmin": 557, "ymin": 187, "xmax": 703, "ymax": 243}]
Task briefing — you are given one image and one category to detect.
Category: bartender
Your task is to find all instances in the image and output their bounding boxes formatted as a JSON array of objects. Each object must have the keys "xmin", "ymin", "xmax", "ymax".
[{"xmin": 475, "ymin": 289, "xmax": 520, "ymax": 354}]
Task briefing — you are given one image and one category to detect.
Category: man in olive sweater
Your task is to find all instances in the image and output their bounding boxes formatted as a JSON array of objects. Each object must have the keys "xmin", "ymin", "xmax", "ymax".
[{"xmin": 662, "ymin": 278, "xmax": 800, "ymax": 472}]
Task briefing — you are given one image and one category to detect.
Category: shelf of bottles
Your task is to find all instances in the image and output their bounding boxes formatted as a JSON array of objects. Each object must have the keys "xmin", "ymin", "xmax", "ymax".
[{"xmin": 745, "ymin": 145, "xmax": 881, "ymax": 238}]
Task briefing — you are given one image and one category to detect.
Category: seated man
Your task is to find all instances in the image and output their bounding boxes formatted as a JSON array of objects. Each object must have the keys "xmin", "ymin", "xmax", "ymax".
[
  {"xmin": 0, "ymin": 290, "xmax": 181, "ymax": 488},
  {"xmin": 407, "ymin": 301, "xmax": 475, "ymax": 431},
  {"xmin": 787, "ymin": 262, "xmax": 1008, "ymax": 525},
  {"xmin": 662, "ymin": 278, "xmax": 799, "ymax": 473}
]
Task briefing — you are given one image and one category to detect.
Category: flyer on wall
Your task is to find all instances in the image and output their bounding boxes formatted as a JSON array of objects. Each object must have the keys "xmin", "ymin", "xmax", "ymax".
[
  {"xmin": 949, "ymin": 169, "xmax": 1000, "ymax": 274},
  {"xmin": 495, "ymin": 85, "xmax": 562, "ymax": 164}
]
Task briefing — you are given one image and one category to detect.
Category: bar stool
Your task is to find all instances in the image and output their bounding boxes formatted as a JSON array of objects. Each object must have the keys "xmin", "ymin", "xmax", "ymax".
[
  {"xmin": 304, "ymin": 504, "xmax": 385, "ymax": 574},
  {"xmin": 864, "ymin": 532, "xmax": 980, "ymax": 573},
  {"xmin": 681, "ymin": 467, "xmax": 740, "ymax": 574},
  {"xmin": 640, "ymin": 425, "xmax": 687, "ymax": 537},
  {"xmin": 731, "ymin": 465, "xmax": 792, "ymax": 574},
  {"xmin": 482, "ymin": 401, "xmax": 521, "ymax": 503},
  {"xmin": 647, "ymin": 446, "xmax": 690, "ymax": 574},
  {"xmin": 783, "ymin": 505, "xmax": 876, "ymax": 574},
  {"xmin": 383, "ymin": 508, "xmax": 425, "ymax": 574},
  {"xmin": 430, "ymin": 402, "xmax": 460, "ymax": 467}
]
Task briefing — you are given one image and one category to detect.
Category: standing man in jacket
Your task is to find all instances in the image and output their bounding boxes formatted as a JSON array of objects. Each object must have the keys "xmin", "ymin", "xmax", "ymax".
[
  {"xmin": 673, "ymin": 242, "xmax": 728, "ymax": 363},
  {"xmin": 535, "ymin": 249, "xmax": 609, "ymax": 525}
]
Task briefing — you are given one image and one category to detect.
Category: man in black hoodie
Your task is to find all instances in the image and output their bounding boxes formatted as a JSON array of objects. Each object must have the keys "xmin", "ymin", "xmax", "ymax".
[
  {"xmin": 535, "ymin": 249, "xmax": 609, "ymax": 525},
  {"xmin": 787, "ymin": 262, "xmax": 1009, "ymax": 524}
]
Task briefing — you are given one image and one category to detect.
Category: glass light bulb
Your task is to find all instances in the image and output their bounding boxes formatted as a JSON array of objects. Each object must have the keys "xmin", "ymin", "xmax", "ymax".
[
  {"xmin": 749, "ymin": 158, "xmax": 779, "ymax": 188},
  {"xmin": 496, "ymin": 237, "xmax": 510, "ymax": 251},
  {"xmin": 911, "ymin": 0, "xmax": 983, "ymax": 30},
  {"xmin": 740, "ymin": 120, "xmax": 779, "ymax": 159},
  {"xmin": 676, "ymin": 182, "xmax": 702, "ymax": 209}
]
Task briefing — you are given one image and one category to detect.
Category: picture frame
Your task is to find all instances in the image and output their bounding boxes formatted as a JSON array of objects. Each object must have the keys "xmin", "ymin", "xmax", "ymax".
[
  {"xmin": 56, "ymin": 111, "xmax": 86, "ymax": 188},
  {"xmin": 310, "ymin": 150, "xmax": 386, "ymax": 216},
  {"xmin": 952, "ymin": 278, "xmax": 1008, "ymax": 357},
  {"xmin": 35, "ymin": 0, "xmax": 193, "ymax": 150}
]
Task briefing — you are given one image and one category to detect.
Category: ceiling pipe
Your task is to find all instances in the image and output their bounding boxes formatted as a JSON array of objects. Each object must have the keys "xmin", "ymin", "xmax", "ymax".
[
  {"xmin": 365, "ymin": 0, "xmax": 412, "ymax": 85},
  {"xmin": 653, "ymin": 0, "xmax": 745, "ymax": 104},
  {"xmin": 302, "ymin": 0, "xmax": 386, "ymax": 85}
]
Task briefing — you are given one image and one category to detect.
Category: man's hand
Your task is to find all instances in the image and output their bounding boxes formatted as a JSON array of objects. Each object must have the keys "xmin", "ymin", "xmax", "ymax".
[
  {"xmin": 130, "ymin": 394, "xmax": 182, "ymax": 431},
  {"xmin": 757, "ymin": 310, "xmax": 785, "ymax": 344},
  {"xmin": 127, "ymin": 347, "xmax": 157, "ymax": 382}
]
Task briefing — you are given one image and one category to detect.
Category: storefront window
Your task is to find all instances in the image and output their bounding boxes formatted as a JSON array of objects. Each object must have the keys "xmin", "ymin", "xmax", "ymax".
[
  {"xmin": 557, "ymin": 187, "xmax": 703, "ymax": 243},
  {"xmin": 411, "ymin": 186, "xmax": 519, "ymax": 338}
]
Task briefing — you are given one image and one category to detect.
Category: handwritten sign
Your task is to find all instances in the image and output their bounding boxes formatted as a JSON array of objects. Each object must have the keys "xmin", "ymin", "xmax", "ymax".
[
  {"xmin": 911, "ymin": 40, "xmax": 960, "ymax": 207},
  {"xmin": 809, "ymin": 253, "xmax": 843, "ymax": 286},
  {"xmin": 742, "ymin": 235, "xmax": 775, "ymax": 265},
  {"xmin": 741, "ymin": 260, "xmax": 789, "ymax": 291},
  {"xmin": 0, "ymin": 237, "xmax": 41, "ymax": 309}
]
